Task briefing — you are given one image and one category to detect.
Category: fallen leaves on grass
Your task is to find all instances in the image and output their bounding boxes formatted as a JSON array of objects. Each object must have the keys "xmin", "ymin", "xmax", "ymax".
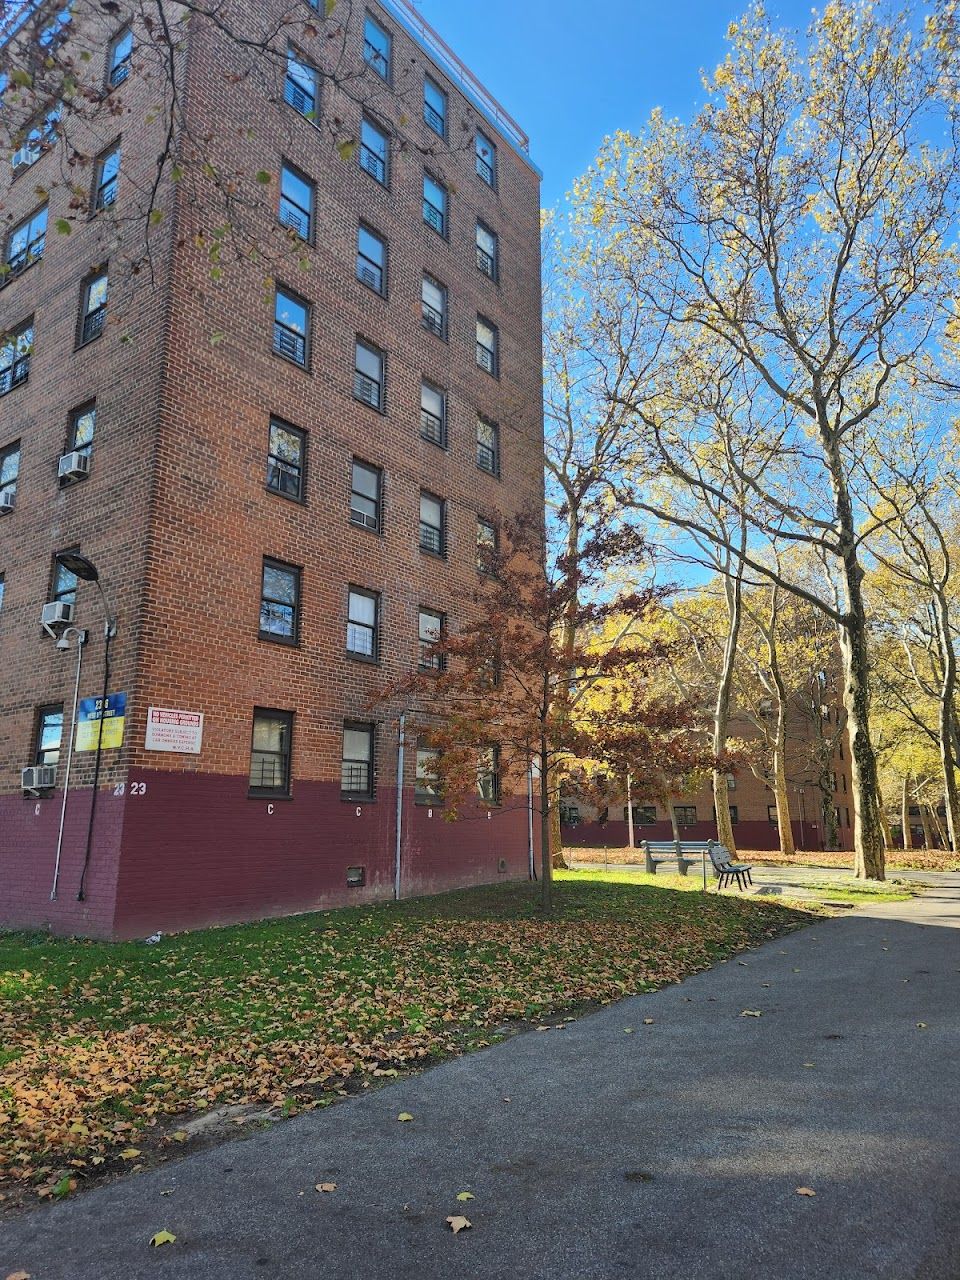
[
  {"xmin": 0, "ymin": 878, "xmax": 813, "ymax": 1193},
  {"xmin": 446, "ymin": 1215, "xmax": 472, "ymax": 1233}
]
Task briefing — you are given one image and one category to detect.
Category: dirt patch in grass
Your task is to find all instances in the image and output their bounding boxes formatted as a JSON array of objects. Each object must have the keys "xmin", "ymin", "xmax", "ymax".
[{"xmin": 0, "ymin": 872, "xmax": 816, "ymax": 1211}]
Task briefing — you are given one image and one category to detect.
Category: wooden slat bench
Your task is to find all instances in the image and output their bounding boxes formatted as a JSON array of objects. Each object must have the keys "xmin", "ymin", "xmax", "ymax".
[
  {"xmin": 640, "ymin": 839, "xmax": 709, "ymax": 876},
  {"xmin": 708, "ymin": 843, "xmax": 754, "ymax": 891}
]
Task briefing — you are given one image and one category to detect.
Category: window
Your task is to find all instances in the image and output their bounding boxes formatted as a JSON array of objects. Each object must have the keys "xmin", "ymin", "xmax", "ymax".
[
  {"xmin": 354, "ymin": 339, "xmax": 384, "ymax": 410},
  {"xmin": 285, "ymin": 49, "xmax": 318, "ymax": 120},
  {"xmin": 0, "ymin": 573, "xmax": 4, "ymax": 613},
  {"xmin": 249, "ymin": 708, "xmax": 292, "ymax": 795},
  {"xmin": 415, "ymin": 747, "xmax": 441, "ymax": 804},
  {"xmin": 35, "ymin": 704, "xmax": 64, "ymax": 768},
  {"xmin": 360, "ymin": 117, "xmax": 389, "ymax": 185},
  {"xmin": 419, "ymin": 492, "xmax": 445, "ymax": 556},
  {"xmin": 5, "ymin": 206, "xmax": 47, "ymax": 276},
  {"xmin": 51, "ymin": 555, "xmax": 78, "ymax": 605},
  {"xmin": 341, "ymin": 721, "xmax": 374, "ymax": 798},
  {"xmin": 107, "ymin": 27, "xmax": 133, "ymax": 88},
  {"xmin": 357, "ymin": 224, "xmax": 385, "ymax": 294},
  {"xmin": 78, "ymin": 270, "xmax": 108, "ymax": 345},
  {"xmin": 627, "ymin": 805, "xmax": 657, "ymax": 825},
  {"xmin": 674, "ymin": 805, "xmax": 697, "ymax": 827},
  {"xmin": 767, "ymin": 804, "xmax": 778, "ymax": 824},
  {"xmin": 279, "ymin": 162, "xmax": 314, "ymax": 240},
  {"xmin": 12, "ymin": 104, "xmax": 60, "ymax": 173},
  {"xmin": 726, "ymin": 773, "xmax": 736, "ymax": 790},
  {"xmin": 476, "ymin": 221, "xmax": 498, "ymax": 280},
  {"xmin": 475, "ymin": 131, "xmax": 497, "ymax": 186},
  {"xmin": 350, "ymin": 459, "xmax": 382, "ymax": 531},
  {"xmin": 0, "ymin": 320, "xmax": 32, "ymax": 394},
  {"xmin": 831, "ymin": 771, "xmax": 838, "ymax": 793},
  {"xmin": 423, "ymin": 77, "xmax": 447, "ymax": 137},
  {"xmin": 259, "ymin": 558, "xmax": 300, "ymax": 643},
  {"xmin": 266, "ymin": 418, "xmax": 305, "ymax": 501},
  {"xmin": 346, "ymin": 587, "xmax": 378, "ymax": 660},
  {"xmin": 476, "ymin": 416, "xmax": 499, "ymax": 475},
  {"xmin": 420, "ymin": 380, "xmax": 446, "ymax": 447},
  {"xmin": 841, "ymin": 773, "xmax": 847, "ymax": 794},
  {"xmin": 0, "ymin": 441, "xmax": 20, "ymax": 505},
  {"xmin": 93, "ymin": 143, "xmax": 120, "ymax": 211},
  {"xmin": 477, "ymin": 746, "xmax": 501, "ymax": 805},
  {"xmin": 423, "ymin": 174, "xmax": 447, "ymax": 236},
  {"xmin": 476, "ymin": 517, "xmax": 497, "ymax": 572},
  {"xmin": 729, "ymin": 804, "xmax": 739, "ymax": 824},
  {"xmin": 273, "ymin": 286, "xmax": 309, "ymax": 366},
  {"xmin": 363, "ymin": 13, "xmax": 391, "ymax": 80},
  {"xmin": 68, "ymin": 402, "xmax": 96, "ymax": 458},
  {"xmin": 476, "ymin": 317, "xmax": 498, "ymax": 375},
  {"xmin": 418, "ymin": 608, "xmax": 445, "ymax": 671},
  {"xmin": 421, "ymin": 275, "xmax": 446, "ymax": 338}
]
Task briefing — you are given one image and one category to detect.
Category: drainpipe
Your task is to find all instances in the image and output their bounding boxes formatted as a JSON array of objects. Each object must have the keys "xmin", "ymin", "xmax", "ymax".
[
  {"xmin": 51, "ymin": 627, "xmax": 87, "ymax": 900},
  {"xmin": 394, "ymin": 711, "xmax": 406, "ymax": 900}
]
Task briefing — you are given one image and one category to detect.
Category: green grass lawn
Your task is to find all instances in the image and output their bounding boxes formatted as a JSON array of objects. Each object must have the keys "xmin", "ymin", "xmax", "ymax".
[{"xmin": 0, "ymin": 871, "xmax": 816, "ymax": 1200}]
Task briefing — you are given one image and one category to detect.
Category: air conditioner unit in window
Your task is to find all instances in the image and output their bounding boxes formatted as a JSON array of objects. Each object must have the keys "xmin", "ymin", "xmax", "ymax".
[
  {"xmin": 40, "ymin": 600, "xmax": 74, "ymax": 629},
  {"xmin": 22, "ymin": 764, "xmax": 56, "ymax": 793},
  {"xmin": 11, "ymin": 145, "xmax": 36, "ymax": 171},
  {"xmin": 58, "ymin": 450, "xmax": 90, "ymax": 483},
  {"xmin": 0, "ymin": 490, "xmax": 14, "ymax": 513}
]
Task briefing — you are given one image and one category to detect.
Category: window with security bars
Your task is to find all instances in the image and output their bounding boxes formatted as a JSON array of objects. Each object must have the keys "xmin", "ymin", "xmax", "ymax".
[
  {"xmin": 423, "ymin": 77, "xmax": 447, "ymax": 137},
  {"xmin": 78, "ymin": 271, "xmax": 108, "ymax": 345},
  {"xmin": 93, "ymin": 143, "xmax": 120, "ymax": 211},
  {"xmin": 341, "ymin": 722, "xmax": 374, "ymax": 798},
  {"xmin": 418, "ymin": 608, "xmax": 445, "ymax": 672},
  {"xmin": 107, "ymin": 28, "xmax": 133, "ymax": 88},
  {"xmin": 346, "ymin": 587, "xmax": 378, "ymax": 660},
  {"xmin": 285, "ymin": 49, "xmax": 318, "ymax": 120},
  {"xmin": 415, "ymin": 748, "xmax": 442, "ymax": 803},
  {"xmin": 767, "ymin": 804, "xmax": 778, "ymax": 825},
  {"xmin": 360, "ymin": 117, "xmax": 389, "ymax": 185},
  {"xmin": 356, "ymin": 224, "xmax": 385, "ymax": 294},
  {"xmin": 475, "ymin": 131, "xmax": 497, "ymax": 186},
  {"xmin": 420, "ymin": 381, "xmax": 446, "ymax": 447},
  {"xmin": 249, "ymin": 708, "xmax": 293, "ymax": 795},
  {"xmin": 36, "ymin": 704, "xmax": 64, "ymax": 768},
  {"xmin": 273, "ymin": 286, "xmax": 309, "ymax": 366},
  {"xmin": 4, "ymin": 206, "xmax": 46, "ymax": 277},
  {"xmin": 0, "ymin": 441, "xmax": 20, "ymax": 503},
  {"xmin": 266, "ymin": 418, "xmax": 305, "ymax": 500},
  {"xmin": 476, "ymin": 517, "xmax": 497, "ymax": 572},
  {"xmin": 68, "ymin": 402, "xmax": 96, "ymax": 458},
  {"xmin": 279, "ymin": 163, "xmax": 314, "ymax": 240},
  {"xmin": 423, "ymin": 174, "xmax": 447, "ymax": 236},
  {"xmin": 259, "ymin": 558, "xmax": 300, "ymax": 643},
  {"xmin": 476, "ymin": 221, "xmax": 498, "ymax": 280},
  {"xmin": 0, "ymin": 321, "xmax": 32, "ymax": 395},
  {"xmin": 477, "ymin": 746, "xmax": 501, "ymax": 805},
  {"xmin": 354, "ymin": 340, "xmax": 384, "ymax": 410},
  {"xmin": 476, "ymin": 417, "xmax": 499, "ymax": 475},
  {"xmin": 675, "ymin": 805, "xmax": 698, "ymax": 827},
  {"xmin": 363, "ymin": 13, "xmax": 391, "ymax": 80},
  {"xmin": 421, "ymin": 275, "xmax": 446, "ymax": 338},
  {"xmin": 627, "ymin": 805, "xmax": 657, "ymax": 825},
  {"xmin": 476, "ymin": 316, "xmax": 498, "ymax": 375},
  {"xmin": 350, "ymin": 459, "xmax": 382, "ymax": 531},
  {"xmin": 12, "ymin": 104, "xmax": 60, "ymax": 173},
  {"xmin": 419, "ymin": 493, "xmax": 445, "ymax": 556}
]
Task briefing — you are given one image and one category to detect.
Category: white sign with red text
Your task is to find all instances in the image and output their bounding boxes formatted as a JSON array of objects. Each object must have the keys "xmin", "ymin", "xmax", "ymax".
[{"xmin": 145, "ymin": 707, "xmax": 204, "ymax": 754}]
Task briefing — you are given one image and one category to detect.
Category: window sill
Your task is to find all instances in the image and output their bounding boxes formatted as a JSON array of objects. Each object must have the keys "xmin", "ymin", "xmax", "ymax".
[
  {"xmin": 415, "ymin": 797, "xmax": 444, "ymax": 807},
  {"xmin": 419, "ymin": 546, "xmax": 446, "ymax": 561},
  {"xmin": 258, "ymin": 632, "xmax": 300, "ymax": 647},
  {"xmin": 75, "ymin": 332, "xmax": 104, "ymax": 352},
  {"xmin": 352, "ymin": 393, "xmax": 387, "ymax": 415},
  {"xmin": 346, "ymin": 649, "xmax": 379, "ymax": 666},
  {"xmin": 248, "ymin": 789, "xmax": 293, "ymax": 800},
  {"xmin": 271, "ymin": 348, "xmax": 310, "ymax": 373},
  {"xmin": 341, "ymin": 792, "xmax": 375, "ymax": 804},
  {"xmin": 0, "ymin": 256, "xmax": 41, "ymax": 289},
  {"xmin": 265, "ymin": 484, "xmax": 306, "ymax": 506}
]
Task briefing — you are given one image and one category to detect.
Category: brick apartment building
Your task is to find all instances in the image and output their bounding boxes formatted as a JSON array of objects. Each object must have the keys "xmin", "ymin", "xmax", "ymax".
[
  {"xmin": 0, "ymin": 0, "xmax": 544, "ymax": 937},
  {"xmin": 561, "ymin": 698, "xmax": 855, "ymax": 854}
]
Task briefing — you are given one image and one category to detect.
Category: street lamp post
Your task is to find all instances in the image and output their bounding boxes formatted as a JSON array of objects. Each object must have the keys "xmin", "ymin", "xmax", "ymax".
[
  {"xmin": 50, "ymin": 625, "xmax": 88, "ymax": 900},
  {"xmin": 54, "ymin": 552, "xmax": 116, "ymax": 902}
]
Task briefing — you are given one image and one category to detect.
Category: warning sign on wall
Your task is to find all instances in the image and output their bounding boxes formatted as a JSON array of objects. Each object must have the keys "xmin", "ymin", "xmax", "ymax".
[{"xmin": 145, "ymin": 707, "xmax": 204, "ymax": 754}]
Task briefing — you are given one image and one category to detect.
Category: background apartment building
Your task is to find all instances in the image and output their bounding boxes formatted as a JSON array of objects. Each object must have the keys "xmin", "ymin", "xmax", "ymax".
[{"xmin": 0, "ymin": 0, "xmax": 544, "ymax": 937}]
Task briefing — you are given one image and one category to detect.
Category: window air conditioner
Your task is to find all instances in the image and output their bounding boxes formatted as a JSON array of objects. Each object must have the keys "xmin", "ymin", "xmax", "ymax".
[
  {"xmin": 22, "ymin": 764, "xmax": 56, "ymax": 792},
  {"xmin": 0, "ymin": 490, "xmax": 14, "ymax": 513},
  {"xmin": 40, "ymin": 600, "xmax": 74, "ymax": 628},
  {"xmin": 58, "ymin": 450, "xmax": 90, "ymax": 482}
]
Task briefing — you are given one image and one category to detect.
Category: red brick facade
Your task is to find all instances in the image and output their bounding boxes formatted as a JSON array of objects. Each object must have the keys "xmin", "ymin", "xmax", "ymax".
[{"xmin": 0, "ymin": 0, "xmax": 544, "ymax": 937}]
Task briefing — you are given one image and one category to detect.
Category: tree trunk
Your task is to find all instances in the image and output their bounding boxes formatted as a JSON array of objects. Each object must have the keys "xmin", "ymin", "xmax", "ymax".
[
  {"xmin": 836, "ymin": 596, "xmax": 885, "ymax": 878},
  {"xmin": 669, "ymin": 800, "xmax": 680, "ymax": 842},
  {"xmin": 540, "ymin": 741, "xmax": 553, "ymax": 914},
  {"xmin": 933, "ymin": 590, "xmax": 960, "ymax": 851},
  {"xmin": 901, "ymin": 775, "xmax": 910, "ymax": 851},
  {"xmin": 764, "ymin": 589, "xmax": 795, "ymax": 857},
  {"xmin": 713, "ymin": 546, "xmax": 744, "ymax": 855},
  {"xmin": 878, "ymin": 802, "xmax": 893, "ymax": 852},
  {"xmin": 919, "ymin": 802, "xmax": 933, "ymax": 851},
  {"xmin": 547, "ymin": 762, "xmax": 569, "ymax": 870},
  {"xmin": 929, "ymin": 804, "xmax": 946, "ymax": 850}
]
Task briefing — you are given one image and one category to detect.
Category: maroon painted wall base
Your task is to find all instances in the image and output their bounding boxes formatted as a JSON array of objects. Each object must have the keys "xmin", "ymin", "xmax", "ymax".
[{"xmin": 560, "ymin": 817, "xmax": 854, "ymax": 854}]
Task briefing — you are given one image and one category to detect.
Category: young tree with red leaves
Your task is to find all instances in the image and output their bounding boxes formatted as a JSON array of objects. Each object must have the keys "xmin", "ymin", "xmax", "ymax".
[{"xmin": 389, "ymin": 514, "xmax": 712, "ymax": 913}]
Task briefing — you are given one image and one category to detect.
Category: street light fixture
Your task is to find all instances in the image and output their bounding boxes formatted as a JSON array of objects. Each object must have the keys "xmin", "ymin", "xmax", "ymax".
[
  {"xmin": 51, "ymin": 626, "xmax": 87, "ymax": 900},
  {"xmin": 54, "ymin": 552, "xmax": 116, "ymax": 900}
]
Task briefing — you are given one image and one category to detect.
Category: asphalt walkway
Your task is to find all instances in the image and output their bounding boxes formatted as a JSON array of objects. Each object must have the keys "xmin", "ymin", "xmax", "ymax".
[{"xmin": 3, "ymin": 881, "xmax": 959, "ymax": 1279}]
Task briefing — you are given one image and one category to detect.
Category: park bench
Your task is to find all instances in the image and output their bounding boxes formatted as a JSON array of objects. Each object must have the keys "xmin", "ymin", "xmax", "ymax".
[
  {"xmin": 708, "ymin": 843, "xmax": 754, "ymax": 891},
  {"xmin": 640, "ymin": 839, "xmax": 710, "ymax": 876}
]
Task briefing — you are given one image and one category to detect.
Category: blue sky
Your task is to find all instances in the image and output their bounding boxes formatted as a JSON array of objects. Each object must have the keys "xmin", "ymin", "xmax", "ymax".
[{"xmin": 416, "ymin": 0, "xmax": 819, "ymax": 208}]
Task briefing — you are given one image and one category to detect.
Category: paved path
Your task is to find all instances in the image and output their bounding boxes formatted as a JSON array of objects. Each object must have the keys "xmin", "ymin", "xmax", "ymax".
[{"xmin": 4, "ymin": 883, "xmax": 959, "ymax": 1279}]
